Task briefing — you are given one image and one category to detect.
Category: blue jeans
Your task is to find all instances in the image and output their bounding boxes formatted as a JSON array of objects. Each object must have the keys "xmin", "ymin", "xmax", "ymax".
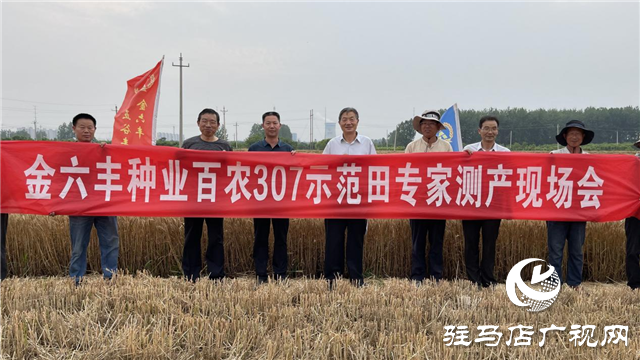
[
  {"xmin": 69, "ymin": 216, "xmax": 119, "ymax": 281},
  {"xmin": 546, "ymin": 221, "xmax": 586, "ymax": 287}
]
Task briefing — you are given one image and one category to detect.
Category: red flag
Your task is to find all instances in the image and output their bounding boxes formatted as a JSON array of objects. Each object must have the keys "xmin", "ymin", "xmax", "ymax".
[{"xmin": 112, "ymin": 58, "xmax": 164, "ymax": 146}]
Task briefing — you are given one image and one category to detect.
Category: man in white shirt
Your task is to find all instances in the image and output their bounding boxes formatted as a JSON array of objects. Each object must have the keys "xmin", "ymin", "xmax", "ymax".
[
  {"xmin": 547, "ymin": 120, "xmax": 594, "ymax": 291},
  {"xmin": 322, "ymin": 107, "xmax": 376, "ymax": 288},
  {"xmin": 405, "ymin": 110, "xmax": 452, "ymax": 283},
  {"xmin": 462, "ymin": 116, "xmax": 510, "ymax": 288}
]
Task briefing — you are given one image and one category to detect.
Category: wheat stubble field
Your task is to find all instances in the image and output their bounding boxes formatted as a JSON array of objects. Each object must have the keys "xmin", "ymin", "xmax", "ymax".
[{"xmin": 1, "ymin": 215, "xmax": 639, "ymax": 359}]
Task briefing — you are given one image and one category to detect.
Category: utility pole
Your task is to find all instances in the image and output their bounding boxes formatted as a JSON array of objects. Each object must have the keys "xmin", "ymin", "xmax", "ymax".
[
  {"xmin": 310, "ymin": 109, "xmax": 314, "ymax": 150},
  {"xmin": 33, "ymin": 106, "xmax": 38, "ymax": 140},
  {"xmin": 393, "ymin": 130, "xmax": 397, "ymax": 152},
  {"xmin": 324, "ymin": 107, "xmax": 327, "ymax": 139},
  {"xmin": 234, "ymin": 122, "xmax": 239, "ymax": 149},
  {"xmin": 172, "ymin": 53, "xmax": 190, "ymax": 147},
  {"xmin": 509, "ymin": 130, "xmax": 513, "ymax": 149},
  {"xmin": 616, "ymin": 130, "xmax": 619, "ymax": 144},
  {"xmin": 112, "ymin": 105, "xmax": 118, "ymax": 116},
  {"xmin": 386, "ymin": 130, "xmax": 389, "ymax": 148},
  {"xmin": 221, "ymin": 106, "xmax": 228, "ymax": 131}
]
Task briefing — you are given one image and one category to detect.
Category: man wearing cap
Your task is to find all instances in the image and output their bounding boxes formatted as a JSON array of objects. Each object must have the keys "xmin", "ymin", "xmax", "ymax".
[
  {"xmin": 462, "ymin": 115, "xmax": 509, "ymax": 288},
  {"xmin": 547, "ymin": 120, "xmax": 594, "ymax": 290},
  {"xmin": 405, "ymin": 110, "xmax": 452, "ymax": 283},
  {"xmin": 323, "ymin": 107, "xmax": 376, "ymax": 288},
  {"xmin": 625, "ymin": 138, "xmax": 640, "ymax": 291},
  {"xmin": 248, "ymin": 111, "xmax": 294, "ymax": 285}
]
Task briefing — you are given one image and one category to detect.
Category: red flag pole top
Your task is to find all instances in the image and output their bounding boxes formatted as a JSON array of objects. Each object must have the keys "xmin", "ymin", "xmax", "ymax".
[{"xmin": 112, "ymin": 58, "xmax": 164, "ymax": 146}]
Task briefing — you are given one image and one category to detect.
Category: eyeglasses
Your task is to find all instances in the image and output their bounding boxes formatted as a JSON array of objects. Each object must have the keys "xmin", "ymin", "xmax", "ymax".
[{"xmin": 481, "ymin": 127, "xmax": 498, "ymax": 132}]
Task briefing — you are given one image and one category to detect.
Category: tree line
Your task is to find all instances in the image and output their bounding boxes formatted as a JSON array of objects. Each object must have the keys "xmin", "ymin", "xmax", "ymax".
[
  {"xmin": 383, "ymin": 106, "xmax": 639, "ymax": 148},
  {"xmin": 2, "ymin": 107, "xmax": 638, "ymax": 148}
]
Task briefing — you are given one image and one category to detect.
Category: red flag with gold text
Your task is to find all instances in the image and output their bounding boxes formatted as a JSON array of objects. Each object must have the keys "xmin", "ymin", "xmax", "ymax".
[{"xmin": 112, "ymin": 58, "xmax": 164, "ymax": 146}]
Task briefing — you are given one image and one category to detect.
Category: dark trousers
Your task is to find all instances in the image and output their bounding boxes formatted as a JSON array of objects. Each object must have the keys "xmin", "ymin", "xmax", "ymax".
[
  {"xmin": 1, "ymin": 213, "xmax": 7, "ymax": 280},
  {"xmin": 183, "ymin": 217, "xmax": 225, "ymax": 280},
  {"xmin": 626, "ymin": 216, "xmax": 640, "ymax": 290},
  {"xmin": 462, "ymin": 219, "xmax": 501, "ymax": 287},
  {"xmin": 324, "ymin": 219, "xmax": 367, "ymax": 283},
  {"xmin": 253, "ymin": 218, "xmax": 289, "ymax": 280},
  {"xmin": 546, "ymin": 221, "xmax": 586, "ymax": 287},
  {"xmin": 410, "ymin": 219, "xmax": 446, "ymax": 281}
]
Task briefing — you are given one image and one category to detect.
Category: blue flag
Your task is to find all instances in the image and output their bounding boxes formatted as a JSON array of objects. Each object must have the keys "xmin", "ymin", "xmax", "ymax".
[{"xmin": 437, "ymin": 103, "xmax": 463, "ymax": 151}]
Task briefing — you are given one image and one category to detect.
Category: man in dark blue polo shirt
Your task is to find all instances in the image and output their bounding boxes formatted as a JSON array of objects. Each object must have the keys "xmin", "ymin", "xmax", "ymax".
[{"xmin": 248, "ymin": 111, "xmax": 294, "ymax": 284}]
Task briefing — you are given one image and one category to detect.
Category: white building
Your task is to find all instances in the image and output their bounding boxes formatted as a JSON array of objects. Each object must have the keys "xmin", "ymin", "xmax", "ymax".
[{"xmin": 325, "ymin": 121, "xmax": 336, "ymax": 139}]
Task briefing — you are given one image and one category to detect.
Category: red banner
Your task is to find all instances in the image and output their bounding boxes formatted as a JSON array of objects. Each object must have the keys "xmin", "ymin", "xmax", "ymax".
[
  {"xmin": 1, "ymin": 141, "xmax": 639, "ymax": 221},
  {"xmin": 112, "ymin": 59, "xmax": 164, "ymax": 146}
]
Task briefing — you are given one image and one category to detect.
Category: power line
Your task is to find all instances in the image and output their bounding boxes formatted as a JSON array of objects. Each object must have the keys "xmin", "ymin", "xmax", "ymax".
[{"xmin": 2, "ymin": 97, "xmax": 113, "ymax": 106}]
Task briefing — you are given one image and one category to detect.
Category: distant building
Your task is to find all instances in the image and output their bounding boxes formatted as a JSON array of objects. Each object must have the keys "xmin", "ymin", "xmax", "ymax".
[
  {"xmin": 17, "ymin": 127, "xmax": 58, "ymax": 140},
  {"xmin": 157, "ymin": 132, "xmax": 179, "ymax": 141},
  {"xmin": 292, "ymin": 133, "xmax": 298, "ymax": 142},
  {"xmin": 46, "ymin": 129, "xmax": 57, "ymax": 140},
  {"xmin": 325, "ymin": 121, "xmax": 336, "ymax": 139}
]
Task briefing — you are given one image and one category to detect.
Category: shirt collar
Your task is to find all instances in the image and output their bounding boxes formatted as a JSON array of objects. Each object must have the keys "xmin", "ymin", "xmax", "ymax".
[
  {"xmin": 478, "ymin": 142, "xmax": 497, "ymax": 151},
  {"xmin": 340, "ymin": 133, "xmax": 361, "ymax": 144},
  {"xmin": 421, "ymin": 137, "xmax": 439, "ymax": 146},
  {"xmin": 261, "ymin": 138, "xmax": 281, "ymax": 149}
]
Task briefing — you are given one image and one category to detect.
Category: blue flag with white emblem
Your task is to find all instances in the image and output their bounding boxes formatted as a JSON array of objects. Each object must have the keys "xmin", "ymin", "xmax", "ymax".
[{"xmin": 437, "ymin": 103, "xmax": 463, "ymax": 151}]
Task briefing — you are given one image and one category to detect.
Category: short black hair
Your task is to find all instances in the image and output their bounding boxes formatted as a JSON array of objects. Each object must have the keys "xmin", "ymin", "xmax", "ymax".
[
  {"xmin": 338, "ymin": 107, "xmax": 359, "ymax": 121},
  {"xmin": 72, "ymin": 113, "xmax": 96, "ymax": 127},
  {"xmin": 198, "ymin": 108, "xmax": 220, "ymax": 124},
  {"xmin": 479, "ymin": 115, "xmax": 499, "ymax": 128},
  {"xmin": 262, "ymin": 111, "xmax": 280, "ymax": 123}
]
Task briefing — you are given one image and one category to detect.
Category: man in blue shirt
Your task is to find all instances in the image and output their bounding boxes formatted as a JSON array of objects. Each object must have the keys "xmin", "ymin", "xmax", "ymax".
[
  {"xmin": 68, "ymin": 113, "xmax": 119, "ymax": 284},
  {"xmin": 248, "ymin": 111, "xmax": 294, "ymax": 284}
]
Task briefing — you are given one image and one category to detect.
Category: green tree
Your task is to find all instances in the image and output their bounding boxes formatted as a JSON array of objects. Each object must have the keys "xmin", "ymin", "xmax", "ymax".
[
  {"xmin": 280, "ymin": 124, "xmax": 293, "ymax": 141},
  {"xmin": 1, "ymin": 129, "xmax": 14, "ymax": 139},
  {"xmin": 57, "ymin": 122, "xmax": 74, "ymax": 140},
  {"xmin": 12, "ymin": 129, "xmax": 32, "ymax": 140},
  {"xmin": 248, "ymin": 123, "xmax": 264, "ymax": 138},
  {"xmin": 36, "ymin": 129, "xmax": 48, "ymax": 140},
  {"xmin": 315, "ymin": 138, "xmax": 330, "ymax": 150},
  {"xmin": 244, "ymin": 123, "xmax": 266, "ymax": 147},
  {"xmin": 156, "ymin": 137, "xmax": 179, "ymax": 147},
  {"xmin": 388, "ymin": 118, "xmax": 416, "ymax": 148},
  {"xmin": 216, "ymin": 125, "xmax": 228, "ymax": 140}
]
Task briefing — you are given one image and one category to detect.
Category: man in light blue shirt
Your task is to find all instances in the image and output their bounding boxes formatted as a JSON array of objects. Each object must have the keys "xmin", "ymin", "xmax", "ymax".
[{"xmin": 322, "ymin": 107, "xmax": 376, "ymax": 288}]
